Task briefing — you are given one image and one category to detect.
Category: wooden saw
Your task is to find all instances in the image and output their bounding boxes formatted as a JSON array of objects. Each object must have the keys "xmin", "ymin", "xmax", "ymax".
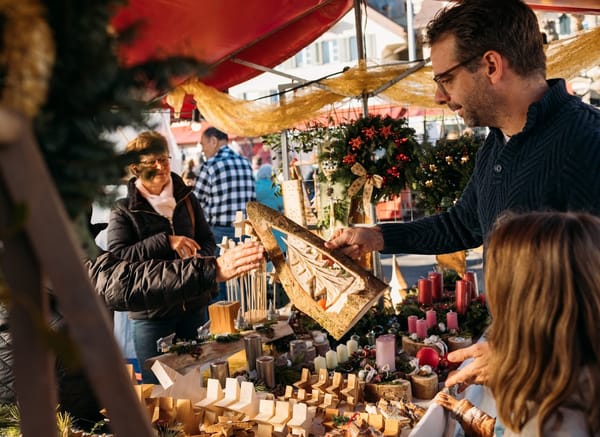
[{"xmin": 246, "ymin": 201, "xmax": 388, "ymax": 340}]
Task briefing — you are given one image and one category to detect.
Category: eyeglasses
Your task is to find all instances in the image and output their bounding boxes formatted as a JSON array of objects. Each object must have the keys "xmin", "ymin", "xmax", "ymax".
[
  {"xmin": 433, "ymin": 54, "xmax": 482, "ymax": 96},
  {"xmin": 139, "ymin": 156, "xmax": 171, "ymax": 167}
]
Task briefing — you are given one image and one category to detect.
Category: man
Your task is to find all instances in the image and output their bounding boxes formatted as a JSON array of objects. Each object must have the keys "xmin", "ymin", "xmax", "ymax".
[
  {"xmin": 193, "ymin": 127, "xmax": 256, "ymax": 301},
  {"xmin": 326, "ymin": 0, "xmax": 600, "ymax": 389}
]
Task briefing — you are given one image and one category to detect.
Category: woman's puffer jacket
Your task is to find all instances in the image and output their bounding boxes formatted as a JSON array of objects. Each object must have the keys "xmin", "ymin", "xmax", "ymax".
[{"xmin": 106, "ymin": 172, "xmax": 217, "ymax": 319}]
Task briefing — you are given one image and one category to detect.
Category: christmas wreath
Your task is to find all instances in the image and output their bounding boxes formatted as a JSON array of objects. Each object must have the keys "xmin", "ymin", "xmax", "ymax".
[
  {"xmin": 413, "ymin": 133, "xmax": 484, "ymax": 215},
  {"xmin": 319, "ymin": 115, "xmax": 420, "ymax": 203}
]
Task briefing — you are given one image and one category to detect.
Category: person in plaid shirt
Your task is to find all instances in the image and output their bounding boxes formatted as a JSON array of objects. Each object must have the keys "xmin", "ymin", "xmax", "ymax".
[{"xmin": 193, "ymin": 127, "xmax": 256, "ymax": 301}]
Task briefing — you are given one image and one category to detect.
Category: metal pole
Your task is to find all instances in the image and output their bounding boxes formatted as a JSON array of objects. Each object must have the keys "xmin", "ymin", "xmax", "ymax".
[
  {"xmin": 406, "ymin": 0, "xmax": 417, "ymax": 61},
  {"xmin": 353, "ymin": 0, "xmax": 369, "ymax": 116}
]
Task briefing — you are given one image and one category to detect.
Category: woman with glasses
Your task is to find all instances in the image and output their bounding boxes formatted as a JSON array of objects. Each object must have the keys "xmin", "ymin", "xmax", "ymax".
[{"xmin": 106, "ymin": 130, "xmax": 218, "ymax": 383}]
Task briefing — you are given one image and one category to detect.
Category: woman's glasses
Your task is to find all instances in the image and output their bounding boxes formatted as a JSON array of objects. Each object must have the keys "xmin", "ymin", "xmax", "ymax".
[{"xmin": 139, "ymin": 156, "xmax": 171, "ymax": 167}]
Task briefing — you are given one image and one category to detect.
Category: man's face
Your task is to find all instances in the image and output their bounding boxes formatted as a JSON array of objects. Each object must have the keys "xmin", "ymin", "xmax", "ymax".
[
  {"xmin": 430, "ymin": 35, "xmax": 498, "ymax": 128},
  {"xmin": 200, "ymin": 134, "xmax": 218, "ymax": 159}
]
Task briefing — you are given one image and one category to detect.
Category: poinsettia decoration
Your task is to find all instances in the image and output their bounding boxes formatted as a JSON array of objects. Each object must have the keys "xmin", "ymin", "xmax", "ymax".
[{"xmin": 319, "ymin": 115, "xmax": 420, "ymax": 202}]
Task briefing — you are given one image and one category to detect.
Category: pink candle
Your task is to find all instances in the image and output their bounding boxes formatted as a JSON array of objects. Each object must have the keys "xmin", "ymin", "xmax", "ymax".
[
  {"xmin": 375, "ymin": 334, "xmax": 396, "ymax": 371},
  {"xmin": 416, "ymin": 319, "xmax": 428, "ymax": 340},
  {"xmin": 428, "ymin": 271, "xmax": 443, "ymax": 302},
  {"xmin": 426, "ymin": 310, "xmax": 437, "ymax": 329},
  {"xmin": 446, "ymin": 311, "xmax": 459, "ymax": 330},
  {"xmin": 418, "ymin": 278, "xmax": 433, "ymax": 306},
  {"xmin": 463, "ymin": 271, "xmax": 478, "ymax": 298},
  {"xmin": 455, "ymin": 280, "xmax": 471, "ymax": 315},
  {"xmin": 407, "ymin": 315, "xmax": 418, "ymax": 334}
]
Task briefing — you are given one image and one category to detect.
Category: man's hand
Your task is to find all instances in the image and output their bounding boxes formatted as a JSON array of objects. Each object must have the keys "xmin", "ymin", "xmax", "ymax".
[
  {"xmin": 444, "ymin": 341, "xmax": 490, "ymax": 392},
  {"xmin": 324, "ymin": 226, "xmax": 384, "ymax": 259},
  {"xmin": 169, "ymin": 235, "xmax": 201, "ymax": 259},
  {"xmin": 215, "ymin": 241, "xmax": 264, "ymax": 282}
]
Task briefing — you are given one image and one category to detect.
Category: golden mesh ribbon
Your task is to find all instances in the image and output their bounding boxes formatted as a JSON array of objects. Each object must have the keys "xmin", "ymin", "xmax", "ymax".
[{"xmin": 347, "ymin": 163, "xmax": 383, "ymax": 222}]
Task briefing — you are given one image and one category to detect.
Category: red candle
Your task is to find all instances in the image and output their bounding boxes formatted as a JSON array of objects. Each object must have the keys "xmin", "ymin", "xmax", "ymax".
[
  {"xmin": 416, "ymin": 319, "xmax": 428, "ymax": 340},
  {"xmin": 446, "ymin": 311, "xmax": 459, "ymax": 330},
  {"xmin": 426, "ymin": 310, "xmax": 437, "ymax": 329},
  {"xmin": 418, "ymin": 278, "xmax": 433, "ymax": 306},
  {"xmin": 428, "ymin": 271, "xmax": 443, "ymax": 301},
  {"xmin": 463, "ymin": 271, "xmax": 478, "ymax": 299},
  {"xmin": 407, "ymin": 315, "xmax": 418, "ymax": 334},
  {"xmin": 455, "ymin": 280, "xmax": 471, "ymax": 315}
]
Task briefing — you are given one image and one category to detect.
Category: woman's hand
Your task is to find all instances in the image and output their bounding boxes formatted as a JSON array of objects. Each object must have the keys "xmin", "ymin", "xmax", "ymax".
[
  {"xmin": 216, "ymin": 241, "xmax": 264, "ymax": 282},
  {"xmin": 169, "ymin": 235, "xmax": 201, "ymax": 259},
  {"xmin": 444, "ymin": 341, "xmax": 490, "ymax": 392}
]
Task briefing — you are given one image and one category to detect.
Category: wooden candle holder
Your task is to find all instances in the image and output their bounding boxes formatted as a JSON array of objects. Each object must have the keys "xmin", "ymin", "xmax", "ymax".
[
  {"xmin": 401, "ymin": 335, "xmax": 445, "ymax": 357},
  {"xmin": 411, "ymin": 373, "xmax": 439, "ymax": 400},
  {"xmin": 208, "ymin": 300, "xmax": 240, "ymax": 335},
  {"xmin": 364, "ymin": 378, "xmax": 412, "ymax": 403}
]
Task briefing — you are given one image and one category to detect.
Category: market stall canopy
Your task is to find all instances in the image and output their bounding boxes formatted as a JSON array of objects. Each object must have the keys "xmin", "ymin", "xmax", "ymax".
[
  {"xmin": 112, "ymin": 0, "xmax": 353, "ymax": 93},
  {"xmin": 526, "ymin": 0, "xmax": 600, "ymax": 14}
]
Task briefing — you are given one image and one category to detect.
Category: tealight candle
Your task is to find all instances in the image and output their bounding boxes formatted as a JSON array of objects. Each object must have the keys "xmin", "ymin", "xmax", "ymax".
[
  {"xmin": 416, "ymin": 319, "xmax": 428, "ymax": 340},
  {"xmin": 375, "ymin": 334, "xmax": 396, "ymax": 371},
  {"xmin": 346, "ymin": 338, "xmax": 359, "ymax": 356},
  {"xmin": 336, "ymin": 344, "xmax": 349, "ymax": 363},
  {"xmin": 446, "ymin": 311, "xmax": 459, "ymax": 330},
  {"xmin": 314, "ymin": 356, "xmax": 327, "ymax": 373},
  {"xmin": 425, "ymin": 309, "xmax": 437, "ymax": 329},
  {"xmin": 407, "ymin": 315, "xmax": 418, "ymax": 334},
  {"xmin": 418, "ymin": 278, "xmax": 433, "ymax": 306},
  {"xmin": 325, "ymin": 350, "xmax": 338, "ymax": 369}
]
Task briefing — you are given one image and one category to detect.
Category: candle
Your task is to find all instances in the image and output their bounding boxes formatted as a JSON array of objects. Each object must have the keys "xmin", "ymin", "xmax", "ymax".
[
  {"xmin": 463, "ymin": 271, "xmax": 479, "ymax": 298},
  {"xmin": 425, "ymin": 310, "xmax": 437, "ymax": 329},
  {"xmin": 418, "ymin": 278, "xmax": 433, "ymax": 306},
  {"xmin": 346, "ymin": 338, "xmax": 359, "ymax": 356},
  {"xmin": 446, "ymin": 311, "xmax": 459, "ymax": 330},
  {"xmin": 428, "ymin": 271, "xmax": 443, "ymax": 302},
  {"xmin": 407, "ymin": 315, "xmax": 418, "ymax": 334},
  {"xmin": 325, "ymin": 350, "xmax": 338, "ymax": 369},
  {"xmin": 336, "ymin": 344, "xmax": 349, "ymax": 363},
  {"xmin": 244, "ymin": 334, "xmax": 262, "ymax": 372},
  {"xmin": 455, "ymin": 280, "xmax": 471, "ymax": 315},
  {"xmin": 314, "ymin": 334, "xmax": 330, "ymax": 357},
  {"xmin": 314, "ymin": 355, "xmax": 327, "ymax": 373},
  {"xmin": 375, "ymin": 334, "xmax": 396, "ymax": 371},
  {"xmin": 416, "ymin": 319, "xmax": 428, "ymax": 340}
]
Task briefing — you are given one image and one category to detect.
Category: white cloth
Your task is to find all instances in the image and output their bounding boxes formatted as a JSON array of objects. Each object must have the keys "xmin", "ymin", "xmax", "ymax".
[
  {"xmin": 409, "ymin": 402, "xmax": 455, "ymax": 437},
  {"xmin": 135, "ymin": 177, "xmax": 176, "ymax": 220}
]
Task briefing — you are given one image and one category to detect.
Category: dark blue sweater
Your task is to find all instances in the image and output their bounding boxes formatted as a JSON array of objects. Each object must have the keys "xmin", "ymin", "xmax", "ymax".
[{"xmin": 381, "ymin": 79, "xmax": 600, "ymax": 254}]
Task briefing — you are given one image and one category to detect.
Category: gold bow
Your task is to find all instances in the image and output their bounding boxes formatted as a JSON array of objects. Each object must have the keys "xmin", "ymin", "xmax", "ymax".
[{"xmin": 347, "ymin": 163, "xmax": 383, "ymax": 222}]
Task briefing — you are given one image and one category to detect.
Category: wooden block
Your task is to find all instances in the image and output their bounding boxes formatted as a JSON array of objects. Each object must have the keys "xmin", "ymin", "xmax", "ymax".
[
  {"xmin": 208, "ymin": 301, "xmax": 241, "ymax": 335},
  {"xmin": 383, "ymin": 418, "xmax": 401, "ymax": 437}
]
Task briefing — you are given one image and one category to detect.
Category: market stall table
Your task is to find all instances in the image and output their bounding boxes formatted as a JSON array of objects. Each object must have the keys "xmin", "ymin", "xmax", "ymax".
[{"xmin": 145, "ymin": 320, "xmax": 294, "ymax": 374}]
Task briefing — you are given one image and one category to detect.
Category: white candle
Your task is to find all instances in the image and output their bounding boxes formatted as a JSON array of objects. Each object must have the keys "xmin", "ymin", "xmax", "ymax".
[
  {"xmin": 336, "ymin": 344, "xmax": 349, "ymax": 363},
  {"xmin": 314, "ymin": 356, "xmax": 326, "ymax": 373},
  {"xmin": 325, "ymin": 350, "xmax": 338, "ymax": 369},
  {"xmin": 346, "ymin": 338, "xmax": 359, "ymax": 356},
  {"xmin": 375, "ymin": 334, "xmax": 396, "ymax": 371}
]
